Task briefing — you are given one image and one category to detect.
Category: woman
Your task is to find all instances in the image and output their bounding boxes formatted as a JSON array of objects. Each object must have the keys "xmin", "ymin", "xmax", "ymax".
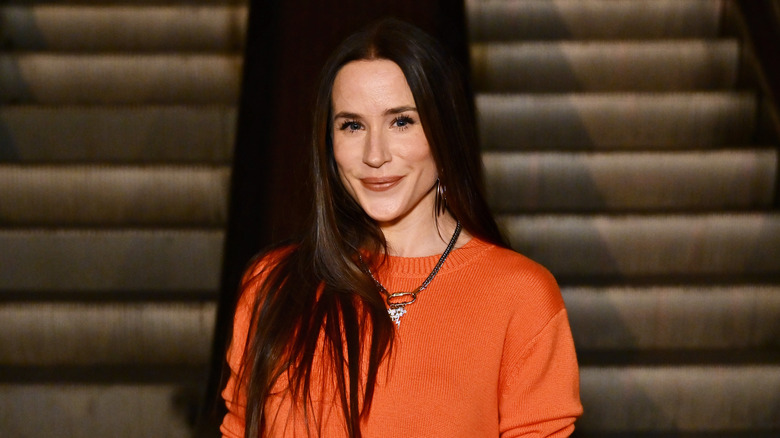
[{"xmin": 221, "ymin": 18, "xmax": 582, "ymax": 438}]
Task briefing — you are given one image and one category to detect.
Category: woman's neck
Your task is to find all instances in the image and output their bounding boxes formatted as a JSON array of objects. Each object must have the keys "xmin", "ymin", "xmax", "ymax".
[{"xmin": 380, "ymin": 212, "xmax": 470, "ymax": 257}]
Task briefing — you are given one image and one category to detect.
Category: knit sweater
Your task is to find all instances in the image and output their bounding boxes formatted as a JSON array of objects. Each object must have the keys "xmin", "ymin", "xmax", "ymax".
[{"xmin": 221, "ymin": 237, "xmax": 582, "ymax": 437}]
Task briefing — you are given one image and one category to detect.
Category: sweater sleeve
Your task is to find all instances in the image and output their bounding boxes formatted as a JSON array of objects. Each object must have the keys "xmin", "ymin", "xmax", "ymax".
[
  {"xmin": 498, "ymin": 308, "xmax": 583, "ymax": 437},
  {"xmin": 220, "ymin": 281, "xmax": 253, "ymax": 438},
  {"xmin": 220, "ymin": 248, "xmax": 293, "ymax": 437}
]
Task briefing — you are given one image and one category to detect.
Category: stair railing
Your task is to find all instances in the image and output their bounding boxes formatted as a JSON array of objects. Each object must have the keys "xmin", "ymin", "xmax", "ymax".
[{"xmin": 735, "ymin": 0, "xmax": 780, "ymax": 208}]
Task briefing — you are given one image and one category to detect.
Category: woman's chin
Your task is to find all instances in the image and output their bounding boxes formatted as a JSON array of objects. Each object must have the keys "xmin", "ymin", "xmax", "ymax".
[
  {"xmin": 359, "ymin": 195, "xmax": 435, "ymax": 227},
  {"xmin": 365, "ymin": 211, "xmax": 401, "ymax": 225},
  {"xmin": 360, "ymin": 204, "xmax": 405, "ymax": 224}
]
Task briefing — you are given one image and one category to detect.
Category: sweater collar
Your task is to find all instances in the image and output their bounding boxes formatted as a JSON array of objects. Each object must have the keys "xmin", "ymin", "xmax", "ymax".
[{"xmin": 377, "ymin": 237, "xmax": 493, "ymax": 278}]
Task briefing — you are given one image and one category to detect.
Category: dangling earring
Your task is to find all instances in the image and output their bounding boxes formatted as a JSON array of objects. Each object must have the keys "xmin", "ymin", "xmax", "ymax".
[{"xmin": 434, "ymin": 178, "xmax": 447, "ymax": 216}]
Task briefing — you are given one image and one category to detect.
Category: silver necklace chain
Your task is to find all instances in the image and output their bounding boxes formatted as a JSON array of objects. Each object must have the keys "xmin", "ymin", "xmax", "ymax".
[{"xmin": 362, "ymin": 221, "xmax": 462, "ymax": 326}]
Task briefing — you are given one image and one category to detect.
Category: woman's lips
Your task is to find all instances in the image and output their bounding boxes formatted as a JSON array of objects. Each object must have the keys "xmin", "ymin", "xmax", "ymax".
[{"xmin": 360, "ymin": 176, "xmax": 402, "ymax": 192}]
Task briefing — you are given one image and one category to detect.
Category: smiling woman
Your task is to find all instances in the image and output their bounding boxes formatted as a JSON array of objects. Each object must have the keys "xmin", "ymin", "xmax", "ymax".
[
  {"xmin": 331, "ymin": 60, "xmax": 444, "ymax": 251},
  {"xmin": 220, "ymin": 18, "xmax": 582, "ymax": 438}
]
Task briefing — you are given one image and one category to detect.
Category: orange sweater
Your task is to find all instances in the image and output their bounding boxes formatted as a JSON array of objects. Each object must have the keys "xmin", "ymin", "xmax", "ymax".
[{"xmin": 221, "ymin": 237, "xmax": 582, "ymax": 437}]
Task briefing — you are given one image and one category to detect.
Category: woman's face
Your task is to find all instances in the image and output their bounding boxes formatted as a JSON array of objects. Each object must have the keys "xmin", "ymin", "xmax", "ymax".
[{"xmin": 331, "ymin": 59, "xmax": 438, "ymax": 227}]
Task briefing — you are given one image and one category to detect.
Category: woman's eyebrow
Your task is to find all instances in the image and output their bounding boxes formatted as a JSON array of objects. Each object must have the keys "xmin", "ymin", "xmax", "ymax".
[
  {"xmin": 332, "ymin": 106, "xmax": 417, "ymax": 121},
  {"xmin": 333, "ymin": 111, "xmax": 360, "ymax": 120},
  {"xmin": 384, "ymin": 106, "xmax": 417, "ymax": 115}
]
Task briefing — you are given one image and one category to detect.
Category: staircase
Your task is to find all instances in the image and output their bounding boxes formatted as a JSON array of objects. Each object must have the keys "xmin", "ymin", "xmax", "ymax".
[
  {"xmin": 467, "ymin": 0, "xmax": 780, "ymax": 436},
  {"xmin": 0, "ymin": 1, "xmax": 246, "ymax": 436},
  {"xmin": 2, "ymin": 1, "xmax": 779, "ymax": 436}
]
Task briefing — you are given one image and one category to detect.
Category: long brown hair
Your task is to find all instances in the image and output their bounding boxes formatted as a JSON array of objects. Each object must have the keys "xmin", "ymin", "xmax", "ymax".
[{"xmin": 238, "ymin": 18, "xmax": 507, "ymax": 438}]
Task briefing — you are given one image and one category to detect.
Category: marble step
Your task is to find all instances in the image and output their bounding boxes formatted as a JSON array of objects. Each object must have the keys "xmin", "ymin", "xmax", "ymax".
[
  {"xmin": 483, "ymin": 149, "xmax": 777, "ymax": 212},
  {"xmin": 2, "ymin": 286, "xmax": 776, "ymax": 368},
  {"xmin": 0, "ymin": 105, "xmax": 236, "ymax": 163},
  {"xmin": 0, "ymin": 4, "xmax": 247, "ymax": 52},
  {"xmin": 0, "ymin": 381, "xmax": 202, "ymax": 438},
  {"xmin": 471, "ymin": 40, "xmax": 739, "ymax": 92},
  {"xmin": 4, "ymin": 0, "xmax": 241, "ymax": 3},
  {"xmin": 0, "ymin": 301, "xmax": 215, "ymax": 366},
  {"xmin": 467, "ymin": 0, "xmax": 723, "ymax": 41},
  {"xmin": 0, "ymin": 229, "xmax": 224, "ymax": 292},
  {"xmin": 0, "ymin": 165, "xmax": 230, "ymax": 226},
  {"xmin": 563, "ymin": 285, "xmax": 780, "ymax": 353},
  {"xmin": 500, "ymin": 213, "xmax": 780, "ymax": 281},
  {"xmin": 578, "ymin": 365, "xmax": 780, "ymax": 433},
  {"xmin": 0, "ymin": 54, "xmax": 241, "ymax": 104},
  {"xmin": 2, "ymin": 365, "xmax": 776, "ymax": 436},
  {"xmin": 5, "ymin": 214, "xmax": 776, "ymax": 292},
  {"xmin": 477, "ymin": 92, "xmax": 756, "ymax": 150}
]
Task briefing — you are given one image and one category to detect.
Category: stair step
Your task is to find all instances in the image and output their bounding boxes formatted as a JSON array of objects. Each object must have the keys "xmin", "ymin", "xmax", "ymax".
[
  {"xmin": 564, "ymin": 285, "xmax": 780, "ymax": 352},
  {"xmin": 499, "ymin": 213, "xmax": 780, "ymax": 281},
  {"xmin": 483, "ymin": 149, "xmax": 777, "ymax": 212},
  {"xmin": 579, "ymin": 365, "xmax": 780, "ymax": 432},
  {"xmin": 471, "ymin": 40, "xmax": 739, "ymax": 92},
  {"xmin": 477, "ymin": 93, "xmax": 756, "ymax": 150},
  {"xmin": 0, "ymin": 301, "xmax": 215, "ymax": 366},
  {"xmin": 0, "ymin": 229, "xmax": 223, "ymax": 292},
  {"xmin": 0, "ymin": 165, "xmax": 230, "ymax": 226},
  {"xmin": 1, "ymin": 5, "xmax": 247, "ymax": 52},
  {"xmin": 0, "ymin": 381, "xmax": 201, "ymax": 437},
  {"xmin": 3, "ymin": 366, "xmax": 777, "ymax": 436},
  {"xmin": 0, "ymin": 54, "xmax": 241, "ymax": 104},
  {"xmin": 4, "ymin": 0, "xmax": 239, "ymax": 3},
  {"xmin": 0, "ymin": 105, "xmax": 236, "ymax": 163},
  {"xmin": 467, "ymin": 0, "xmax": 723, "ymax": 41}
]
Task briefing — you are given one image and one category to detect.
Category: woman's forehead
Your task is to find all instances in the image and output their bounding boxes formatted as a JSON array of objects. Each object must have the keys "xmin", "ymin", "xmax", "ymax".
[{"xmin": 331, "ymin": 60, "xmax": 414, "ymax": 116}]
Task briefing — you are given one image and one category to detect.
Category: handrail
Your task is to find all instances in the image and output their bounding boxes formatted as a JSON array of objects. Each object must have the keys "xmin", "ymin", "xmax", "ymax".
[
  {"xmin": 737, "ymin": 0, "xmax": 780, "ymax": 106},
  {"xmin": 735, "ymin": 0, "xmax": 780, "ymax": 208}
]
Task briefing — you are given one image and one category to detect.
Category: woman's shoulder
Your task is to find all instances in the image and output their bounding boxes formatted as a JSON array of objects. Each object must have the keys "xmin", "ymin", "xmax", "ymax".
[
  {"xmin": 468, "ymin": 239, "xmax": 564, "ymax": 315},
  {"xmin": 475, "ymin": 240, "xmax": 557, "ymax": 286},
  {"xmin": 236, "ymin": 244, "xmax": 297, "ymax": 309},
  {"xmin": 241, "ymin": 244, "xmax": 296, "ymax": 284}
]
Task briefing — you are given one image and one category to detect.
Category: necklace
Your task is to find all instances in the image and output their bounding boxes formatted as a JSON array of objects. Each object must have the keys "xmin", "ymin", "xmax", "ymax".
[{"xmin": 362, "ymin": 221, "xmax": 462, "ymax": 327}]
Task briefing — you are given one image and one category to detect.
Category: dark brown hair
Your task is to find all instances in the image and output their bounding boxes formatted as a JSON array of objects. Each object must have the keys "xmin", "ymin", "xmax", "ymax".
[{"xmin": 238, "ymin": 18, "xmax": 507, "ymax": 438}]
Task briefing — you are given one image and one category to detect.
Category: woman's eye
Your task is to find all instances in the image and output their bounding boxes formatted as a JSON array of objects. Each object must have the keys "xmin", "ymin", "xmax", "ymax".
[
  {"xmin": 339, "ymin": 120, "xmax": 362, "ymax": 132},
  {"xmin": 393, "ymin": 116, "xmax": 415, "ymax": 130}
]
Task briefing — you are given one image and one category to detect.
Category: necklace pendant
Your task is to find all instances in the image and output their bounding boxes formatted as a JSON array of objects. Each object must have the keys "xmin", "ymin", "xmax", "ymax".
[
  {"xmin": 388, "ymin": 306, "xmax": 406, "ymax": 327},
  {"xmin": 361, "ymin": 221, "xmax": 462, "ymax": 330}
]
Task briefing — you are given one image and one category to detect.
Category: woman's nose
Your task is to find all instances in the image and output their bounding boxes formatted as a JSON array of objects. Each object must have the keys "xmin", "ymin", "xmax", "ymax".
[{"xmin": 362, "ymin": 130, "xmax": 391, "ymax": 168}]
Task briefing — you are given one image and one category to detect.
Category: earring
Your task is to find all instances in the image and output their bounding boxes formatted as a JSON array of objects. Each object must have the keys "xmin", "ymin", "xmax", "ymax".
[{"xmin": 435, "ymin": 178, "xmax": 447, "ymax": 216}]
